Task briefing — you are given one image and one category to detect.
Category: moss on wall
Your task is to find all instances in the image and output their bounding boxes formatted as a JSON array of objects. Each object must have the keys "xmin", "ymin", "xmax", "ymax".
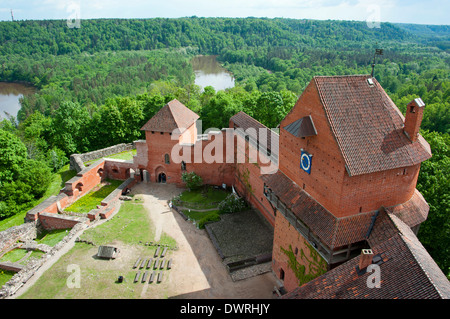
[{"xmin": 281, "ymin": 242, "xmax": 327, "ymax": 286}]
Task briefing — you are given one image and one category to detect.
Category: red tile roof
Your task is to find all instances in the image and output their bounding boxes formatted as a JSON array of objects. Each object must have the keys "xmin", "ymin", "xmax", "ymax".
[
  {"xmin": 262, "ymin": 170, "xmax": 430, "ymax": 251},
  {"xmin": 314, "ymin": 75, "xmax": 432, "ymax": 176},
  {"xmin": 230, "ymin": 111, "xmax": 278, "ymax": 154},
  {"xmin": 141, "ymin": 99, "xmax": 199, "ymax": 133},
  {"xmin": 261, "ymin": 170, "xmax": 375, "ymax": 249},
  {"xmin": 283, "ymin": 211, "xmax": 450, "ymax": 299}
]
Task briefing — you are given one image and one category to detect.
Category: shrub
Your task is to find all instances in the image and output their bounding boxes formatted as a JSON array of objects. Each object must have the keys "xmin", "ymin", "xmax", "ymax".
[
  {"xmin": 198, "ymin": 212, "xmax": 221, "ymax": 229},
  {"xmin": 218, "ymin": 194, "xmax": 246, "ymax": 214},
  {"xmin": 181, "ymin": 171, "xmax": 203, "ymax": 190}
]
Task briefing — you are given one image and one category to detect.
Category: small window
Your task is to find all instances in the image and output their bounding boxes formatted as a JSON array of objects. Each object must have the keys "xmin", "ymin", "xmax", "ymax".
[
  {"xmin": 410, "ymin": 105, "xmax": 416, "ymax": 113},
  {"xmin": 151, "ymin": 131, "xmax": 155, "ymax": 134},
  {"xmin": 160, "ymin": 132, "xmax": 164, "ymax": 135},
  {"xmin": 164, "ymin": 154, "xmax": 170, "ymax": 164},
  {"xmin": 181, "ymin": 161, "xmax": 186, "ymax": 171}
]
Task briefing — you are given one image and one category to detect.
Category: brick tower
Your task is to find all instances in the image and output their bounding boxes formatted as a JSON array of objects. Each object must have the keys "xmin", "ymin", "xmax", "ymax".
[{"xmin": 262, "ymin": 75, "xmax": 432, "ymax": 291}]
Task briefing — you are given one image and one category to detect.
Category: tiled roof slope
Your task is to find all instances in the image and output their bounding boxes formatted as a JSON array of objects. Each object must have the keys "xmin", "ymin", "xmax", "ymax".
[
  {"xmin": 262, "ymin": 170, "xmax": 430, "ymax": 250},
  {"xmin": 141, "ymin": 99, "xmax": 199, "ymax": 133},
  {"xmin": 314, "ymin": 75, "xmax": 432, "ymax": 176},
  {"xmin": 261, "ymin": 171, "xmax": 376, "ymax": 249},
  {"xmin": 282, "ymin": 211, "xmax": 450, "ymax": 299},
  {"xmin": 230, "ymin": 111, "xmax": 278, "ymax": 153}
]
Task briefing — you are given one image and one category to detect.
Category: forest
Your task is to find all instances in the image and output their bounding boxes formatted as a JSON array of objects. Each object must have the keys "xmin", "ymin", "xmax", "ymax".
[{"xmin": 0, "ymin": 17, "xmax": 448, "ymax": 277}]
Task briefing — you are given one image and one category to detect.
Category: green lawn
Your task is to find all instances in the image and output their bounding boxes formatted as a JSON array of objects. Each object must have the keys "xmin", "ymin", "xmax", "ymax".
[
  {"xmin": 0, "ymin": 249, "xmax": 28, "ymax": 263},
  {"xmin": 80, "ymin": 200, "xmax": 175, "ymax": 247},
  {"xmin": 0, "ymin": 269, "xmax": 16, "ymax": 287},
  {"xmin": 177, "ymin": 187, "xmax": 229, "ymax": 210},
  {"xmin": 37, "ymin": 229, "xmax": 71, "ymax": 247},
  {"xmin": 64, "ymin": 179, "xmax": 123, "ymax": 213},
  {"xmin": 18, "ymin": 200, "xmax": 176, "ymax": 299}
]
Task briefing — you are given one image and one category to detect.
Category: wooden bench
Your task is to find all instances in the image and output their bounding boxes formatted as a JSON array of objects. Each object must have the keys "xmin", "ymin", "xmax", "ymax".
[
  {"xmin": 147, "ymin": 258, "xmax": 153, "ymax": 269},
  {"xmin": 160, "ymin": 258, "xmax": 166, "ymax": 269},
  {"xmin": 142, "ymin": 271, "xmax": 149, "ymax": 283},
  {"xmin": 157, "ymin": 271, "xmax": 163, "ymax": 283},
  {"xmin": 161, "ymin": 247, "xmax": 168, "ymax": 258},
  {"xmin": 154, "ymin": 246, "xmax": 161, "ymax": 257},
  {"xmin": 134, "ymin": 271, "xmax": 141, "ymax": 283},
  {"xmin": 133, "ymin": 257, "xmax": 141, "ymax": 269},
  {"xmin": 153, "ymin": 258, "xmax": 159, "ymax": 270},
  {"xmin": 149, "ymin": 271, "xmax": 156, "ymax": 284},
  {"xmin": 140, "ymin": 258, "xmax": 147, "ymax": 269},
  {"xmin": 167, "ymin": 258, "xmax": 173, "ymax": 270}
]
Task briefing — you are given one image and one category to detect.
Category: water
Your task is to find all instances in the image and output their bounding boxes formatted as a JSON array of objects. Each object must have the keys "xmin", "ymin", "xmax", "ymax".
[
  {"xmin": 0, "ymin": 82, "xmax": 36, "ymax": 120},
  {"xmin": 192, "ymin": 55, "xmax": 235, "ymax": 92}
]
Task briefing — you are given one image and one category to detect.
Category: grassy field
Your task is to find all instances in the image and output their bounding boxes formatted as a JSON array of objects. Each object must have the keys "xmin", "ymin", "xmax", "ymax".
[
  {"xmin": 18, "ymin": 200, "xmax": 176, "ymax": 299},
  {"xmin": 64, "ymin": 179, "xmax": 123, "ymax": 213}
]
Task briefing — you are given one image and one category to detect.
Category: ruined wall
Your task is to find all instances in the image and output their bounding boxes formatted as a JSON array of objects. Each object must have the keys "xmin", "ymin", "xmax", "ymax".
[
  {"xmin": 0, "ymin": 223, "xmax": 37, "ymax": 257},
  {"xmin": 70, "ymin": 143, "xmax": 135, "ymax": 172}
]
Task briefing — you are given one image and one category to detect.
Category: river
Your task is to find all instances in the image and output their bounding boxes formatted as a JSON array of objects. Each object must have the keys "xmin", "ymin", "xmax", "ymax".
[
  {"xmin": 0, "ymin": 82, "xmax": 36, "ymax": 120},
  {"xmin": 191, "ymin": 55, "xmax": 235, "ymax": 92}
]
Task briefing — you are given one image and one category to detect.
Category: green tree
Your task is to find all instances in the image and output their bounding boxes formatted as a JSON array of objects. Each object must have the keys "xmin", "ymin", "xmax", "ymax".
[
  {"xmin": 0, "ymin": 130, "xmax": 28, "ymax": 183},
  {"xmin": 49, "ymin": 101, "xmax": 91, "ymax": 155},
  {"xmin": 417, "ymin": 130, "xmax": 450, "ymax": 277}
]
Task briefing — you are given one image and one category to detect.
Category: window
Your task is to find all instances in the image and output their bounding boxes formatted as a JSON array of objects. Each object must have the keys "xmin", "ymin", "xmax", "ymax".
[
  {"xmin": 164, "ymin": 154, "xmax": 170, "ymax": 164},
  {"xmin": 181, "ymin": 161, "xmax": 186, "ymax": 171}
]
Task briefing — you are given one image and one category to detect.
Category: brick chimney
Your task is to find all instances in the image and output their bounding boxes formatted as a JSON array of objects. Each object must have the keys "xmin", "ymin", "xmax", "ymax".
[
  {"xmin": 404, "ymin": 98, "xmax": 425, "ymax": 142},
  {"xmin": 358, "ymin": 249, "xmax": 374, "ymax": 270}
]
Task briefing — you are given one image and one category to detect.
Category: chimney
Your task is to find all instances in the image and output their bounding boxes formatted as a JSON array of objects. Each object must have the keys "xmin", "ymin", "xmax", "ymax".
[
  {"xmin": 404, "ymin": 98, "xmax": 425, "ymax": 142},
  {"xmin": 358, "ymin": 249, "xmax": 374, "ymax": 270}
]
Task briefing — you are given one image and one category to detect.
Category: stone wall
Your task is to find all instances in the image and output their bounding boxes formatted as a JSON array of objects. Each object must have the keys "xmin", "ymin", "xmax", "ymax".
[
  {"xmin": 70, "ymin": 143, "xmax": 135, "ymax": 172},
  {"xmin": 0, "ymin": 222, "xmax": 88, "ymax": 299},
  {"xmin": 0, "ymin": 223, "xmax": 37, "ymax": 257}
]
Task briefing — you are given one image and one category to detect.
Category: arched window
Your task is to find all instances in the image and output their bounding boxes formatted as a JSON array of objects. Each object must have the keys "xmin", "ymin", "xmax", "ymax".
[{"xmin": 164, "ymin": 154, "xmax": 170, "ymax": 164}]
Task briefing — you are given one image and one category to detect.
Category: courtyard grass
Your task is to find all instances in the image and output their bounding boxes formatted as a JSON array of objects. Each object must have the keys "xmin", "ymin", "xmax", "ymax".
[
  {"xmin": 177, "ymin": 186, "xmax": 229, "ymax": 210},
  {"xmin": 18, "ymin": 200, "xmax": 176, "ymax": 299},
  {"xmin": 37, "ymin": 229, "xmax": 70, "ymax": 247},
  {"xmin": 64, "ymin": 179, "xmax": 123, "ymax": 214},
  {"xmin": 0, "ymin": 270, "xmax": 16, "ymax": 287},
  {"xmin": 80, "ymin": 200, "xmax": 175, "ymax": 247}
]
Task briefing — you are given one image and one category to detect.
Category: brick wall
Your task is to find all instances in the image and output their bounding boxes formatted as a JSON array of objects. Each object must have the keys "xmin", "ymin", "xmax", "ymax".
[
  {"xmin": 272, "ymin": 212, "xmax": 328, "ymax": 292},
  {"xmin": 39, "ymin": 212, "xmax": 90, "ymax": 231},
  {"xmin": 278, "ymin": 80, "xmax": 423, "ymax": 218}
]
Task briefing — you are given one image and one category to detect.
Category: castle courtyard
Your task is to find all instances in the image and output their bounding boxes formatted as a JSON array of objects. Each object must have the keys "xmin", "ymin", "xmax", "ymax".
[{"xmin": 12, "ymin": 182, "xmax": 278, "ymax": 299}]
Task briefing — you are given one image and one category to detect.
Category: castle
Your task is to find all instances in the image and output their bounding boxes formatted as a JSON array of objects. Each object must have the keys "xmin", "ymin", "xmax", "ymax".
[{"xmin": 25, "ymin": 75, "xmax": 450, "ymax": 298}]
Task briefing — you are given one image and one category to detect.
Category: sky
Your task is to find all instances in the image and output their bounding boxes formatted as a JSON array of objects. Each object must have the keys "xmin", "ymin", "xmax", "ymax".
[{"xmin": 0, "ymin": 0, "xmax": 449, "ymax": 25}]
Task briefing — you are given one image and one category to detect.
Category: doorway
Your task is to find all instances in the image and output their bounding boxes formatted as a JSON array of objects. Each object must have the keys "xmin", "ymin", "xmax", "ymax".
[{"xmin": 158, "ymin": 173, "xmax": 167, "ymax": 183}]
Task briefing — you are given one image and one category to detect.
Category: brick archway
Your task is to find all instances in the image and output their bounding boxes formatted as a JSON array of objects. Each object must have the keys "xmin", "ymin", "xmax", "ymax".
[{"xmin": 154, "ymin": 166, "xmax": 166, "ymax": 183}]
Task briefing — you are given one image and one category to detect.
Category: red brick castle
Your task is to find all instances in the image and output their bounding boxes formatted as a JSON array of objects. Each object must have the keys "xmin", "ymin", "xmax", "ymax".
[{"xmin": 69, "ymin": 75, "xmax": 450, "ymax": 298}]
